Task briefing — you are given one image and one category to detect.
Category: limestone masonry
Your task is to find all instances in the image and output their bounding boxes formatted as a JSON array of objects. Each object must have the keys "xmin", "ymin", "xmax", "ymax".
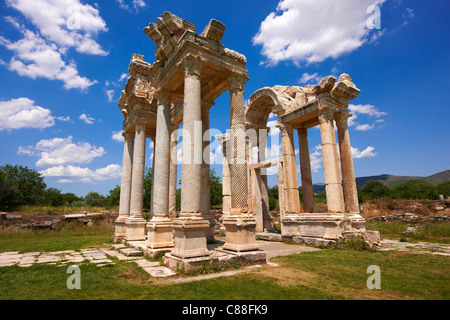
[{"xmin": 114, "ymin": 12, "xmax": 375, "ymax": 271}]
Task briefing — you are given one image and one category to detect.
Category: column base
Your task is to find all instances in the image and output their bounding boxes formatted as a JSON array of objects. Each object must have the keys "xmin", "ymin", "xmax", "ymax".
[
  {"xmin": 281, "ymin": 212, "xmax": 366, "ymax": 240},
  {"xmin": 203, "ymin": 214, "xmax": 217, "ymax": 241},
  {"xmin": 170, "ymin": 215, "xmax": 210, "ymax": 259},
  {"xmin": 146, "ymin": 217, "xmax": 175, "ymax": 249},
  {"xmin": 125, "ymin": 217, "xmax": 147, "ymax": 241},
  {"xmin": 222, "ymin": 215, "xmax": 259, "ymax": 252},
  {"xmin": 114, "ymin": 216, "xmax": 128, "ymax": 241}
]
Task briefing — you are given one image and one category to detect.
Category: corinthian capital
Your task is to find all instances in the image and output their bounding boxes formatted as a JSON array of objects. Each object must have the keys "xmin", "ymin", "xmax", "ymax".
[
  {"xmin": 228, "ymin": 73, "xmax": 249, "ymax": 91},
  {"xmin": 156, "ymin": 89, "xmax": 172, "ymax": 106},
  {"xmin": 182, "ymin": 54, "xmax": 202, "ymax": 77}
]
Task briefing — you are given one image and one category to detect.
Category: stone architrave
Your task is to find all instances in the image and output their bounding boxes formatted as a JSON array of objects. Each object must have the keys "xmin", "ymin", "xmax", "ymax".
[
  {"xmin": 146, "ymin": 90, "xmax": 174, "ymax": 250},
  {"xmin": 171, "ymin": 55, "xmax": 210, "ymax": 260},
  {"xmin": 335, "ymin": 113, "xmax": 360, "ymax": 213},
  {"xmin": 125, "ymin": 119, "xmax": 147, "ymax": 241},
  {"xmin": 297, "ymin": 128, "xmax": 314, "ymax": 213},
  {"xmin": 222, "ymin": 73, "xmax": 259, "ymax": 253},
  {"xmin": 114, "ymin": 131, "xmax": 134, "ymax": 241}
]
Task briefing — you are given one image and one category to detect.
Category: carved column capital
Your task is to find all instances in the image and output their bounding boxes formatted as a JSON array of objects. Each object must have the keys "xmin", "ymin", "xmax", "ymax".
[
  {"xmin": 228, "ymin": 73, "xmax": 249, "ymax": 92},
  {"xmin": 156, "ymin": 89, "xmax": 172, "ymax": 106},
  {"xmin": 134, "ymin": 118, "xmax": 146, "ymax": 131},
  {"xmin": 182, "ymin": 54, "xmax": 202, "ymax": 78},
  {"xmin": 123, "ymin": 131, "xmax": 135, "ymax": 141},
  {"xmin": 276, "ymin": 122, "xmax": 291, "ymax": 136},
  {"xmin": 334, "ymin": 112, "xmax": 351, "ymax": 129}
]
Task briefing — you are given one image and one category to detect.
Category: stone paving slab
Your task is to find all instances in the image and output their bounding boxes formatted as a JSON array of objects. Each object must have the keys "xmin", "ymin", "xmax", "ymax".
[{"xmin": 379, "ymin": 240, "xmax": 450, "ymax": 256}]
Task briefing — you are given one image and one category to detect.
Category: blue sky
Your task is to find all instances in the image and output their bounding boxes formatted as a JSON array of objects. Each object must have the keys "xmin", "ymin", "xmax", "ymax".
[{"xmin": 0, "ymin": 0, "xmax": 449, "ymax": 197}]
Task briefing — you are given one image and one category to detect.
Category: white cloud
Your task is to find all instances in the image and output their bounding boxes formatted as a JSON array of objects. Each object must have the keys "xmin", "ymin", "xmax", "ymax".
[
  {"xmin": 352, "ymin": 146, "xmax": 377, "ymax": 159},
  {"xmin": 112, "ymin": 131, "xmax": 124, "ymax": 142},
  {"xmin": 0, "ymin": 97, "xmax": 56, "ymax": 131},
  {"xmin": 5, "ymin": 0, "xmax": 108, "ymax": 55},
  {"xmin": 0, "ymin": 29, "xmax": 97, "ymax": 90},
  {"xmin": 40, "ymin": 164, "xmax": 121, "ymax": 183},
  {"xmin": 253, "ymin": 0, "xmax": 386, "ymax": 66},
  {"xmin": 310, "ymin": 145, "xmax": 323, "ymax": 173},
  {"xmin": 298, "ymin": 72, "xmax": 322, "ymax": 84},
  {"xmin": 79, "ymin": 113, "xmax": 95, "ymax": 124},
  {"xmin": 118, "ymin": 73, "xmax": 128, "ymax": 82},
  {"xmin": 116, "ymin": 0, "xmax": 146, "ymax": 12},
  {"xmin": 355, "ymin": 124, "xmax": 375, "ymax": 131},
  {"xmin": 349, "ymin": 104, "xmax": 387, "ymax": 118},
  {"xmin": 106, "ymin": 89, "xmax": 115, "ymax": 102},
  {"xmin": 0, "ymin": 0, "xmax": 106, "ymax": 90},
  {"xmin": 18, "ymin": 136, "xmax": 105, "ymax": 167}
]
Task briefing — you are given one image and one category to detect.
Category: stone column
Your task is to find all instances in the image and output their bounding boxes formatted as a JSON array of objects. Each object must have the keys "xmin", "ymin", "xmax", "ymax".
[
  {"xmin": 171, "ymin": 55, "xmax": 210, "ymax": 259},
  {"xmin": 223, "ymin": 72, "xmax": 258, "ymax": 253},
  {"xmin": 125, "ymin": 119, "xmax": 147, "ymax": 241},
  {"xmin": 297, "ymin": 128, "xmax": 314, "ymax": 213},
  {"xmin": 114, "ymin": 131, "xmax": 134, "ymax": 241},
  {"xmin": 279, "ymin": 122, "xmax": 301, "ymax": 215},
  {"xmin": 318, "ymin": 101, "xmax": 345, "ymax": 213},
  {"xmin": 168, "ymin": 126, "xmax": 178, "ymax": 219},
  {"xmin": 149, "ymin": 138, "xmax": 156, "ymax": 218},
  {"xmin": 258, "ymin": 128, "xmax": 275, "ymax": 232},
  {"xmin": 220, "ymin": 134, "xmax": 231, "ymax": 216},
  {"xmin": 336, "ymin": 113, "xmax": 360, "ymax": 213},
  {"xmin": 147, "ymin": 90, "xmax": 174, "ymax": 250},
  {"xmin": 201, "ymin": 101, "xmax": 216, "ymax": 240}
]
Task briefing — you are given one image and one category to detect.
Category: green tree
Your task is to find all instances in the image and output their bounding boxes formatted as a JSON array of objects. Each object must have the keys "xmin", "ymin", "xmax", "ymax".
[
  {"xmin": 210, "ymin": 169, "xmax": 222, "ymax": 206},
  {"xmin": 85, "ymin": 192, "xmax": 106, "ymax": 207},
  {"xmin": 360, "ymin": 180, "xmax": 391, "ymax": 201},
  {"xmin": 268, "ymin": 185, "xmax": 279, "ymax": 199},
  {"xmin": 61, "ymin": 193, "xmax": 80, "ymax": 206},
  {"xmin": 436, "ymin": 181, "xmax": 450, "ymax": 198},
  {"xmin": 390, "ymin": 180, "xmax": 438, "ymax": 200},
  {"xmin": 107, "ymin": 185, "xmax": 121, "ymax": 207},
  {"xmin": 0, "ymin": 164, "xmax": 47, "ymax": 209},
  {"xmin": 41, "ymin": 188, "xmax": 64, "ymax": 207},
  {"xmin": 143, "ymin": 167, "xmax": 152, "ymax": 211}
]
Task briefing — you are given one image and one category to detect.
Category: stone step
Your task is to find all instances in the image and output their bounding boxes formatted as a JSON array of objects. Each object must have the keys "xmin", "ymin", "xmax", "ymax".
[
  {"xmin": 119, "ymin": 248, "xmax": 143, "ymax": 257},
  {"xmin": 112, "ymin": 244, "xmax": 127, "ymax": 252}
]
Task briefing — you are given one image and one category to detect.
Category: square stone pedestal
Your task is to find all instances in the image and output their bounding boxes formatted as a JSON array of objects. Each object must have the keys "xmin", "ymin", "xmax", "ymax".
[
  {"xmin": 281, "ymin": 213, "xmax": 366, "ymax": 241},
  {"xmin": 222, "ymin": 215, "xmax": 259, "ymax": 252},
  {"xmin": 113, "ymin": 216, "xmax": 127, "ymax": 243},
  {"xmin": 125, "ymin": 217, "xmax": 147, "ymax": 241},
  {"xmin": 146, "ymin": 217, "xmax": 174, "ymax": 250},
  {"xmin": 164, "ymin": 216, "xmax": 211, "ymax": 271}
]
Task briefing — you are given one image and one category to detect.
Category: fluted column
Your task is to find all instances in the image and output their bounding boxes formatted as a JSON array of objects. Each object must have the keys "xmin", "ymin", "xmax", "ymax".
[
  {"xmin": 125, "ymin": 119, "xmax": 147, "ymax": 241},
  {"xmin": 168, "ymin": 126, "xmax": 178, "ymax": 219},
  {"xmin": 318, "ymin": 101, "xmax": 345, "ymax": 213},
  {"xmin": 114, "ymin": 131, "xmax": 134, "ymax": 241},
  {"xmin": 201, "ymin": 101, "xmax": 216, "ymax": 240},
  {"xmin": 279, "ymin": 122, "xmax": 301, "ymax": 215},
  {"xmin": 147, "ymin": 90, "xmax": 174, "ymax": 249},
  {"xmin": 336, "ymin": 113, "xmax": 360, "ymax": 213},
  {"xmin": 297, "ymin": 128, "xmax": 314, "ymax": 213},
  {"xmin": 170, "ymin": 55, "xmax": 209, "ymax": 259}
]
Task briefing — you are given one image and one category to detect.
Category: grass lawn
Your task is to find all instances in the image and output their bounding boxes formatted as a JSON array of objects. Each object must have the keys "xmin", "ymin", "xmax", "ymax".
[
  {"xmin": 367, "ymin": 221, "xmax": 450, "ymax": 244},
  {"xmin": 0, "ymin": 226, "xmax": 448, "ymax": 300}
]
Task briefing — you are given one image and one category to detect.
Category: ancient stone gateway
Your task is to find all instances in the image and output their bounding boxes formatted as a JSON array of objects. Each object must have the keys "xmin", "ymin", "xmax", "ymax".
[
  {"xmin": 114, "ymin": 12, "xmax": 371, "ymax": 271},
  {"xmin": 243, "ymin": 76, "xmax": 367, "ymax": 243}
]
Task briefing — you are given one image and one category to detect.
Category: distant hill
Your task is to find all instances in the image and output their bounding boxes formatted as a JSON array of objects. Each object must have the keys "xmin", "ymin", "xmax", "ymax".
[{"xmin": 311, "ymin": 170, "xmax": 450, "ymax": 193}]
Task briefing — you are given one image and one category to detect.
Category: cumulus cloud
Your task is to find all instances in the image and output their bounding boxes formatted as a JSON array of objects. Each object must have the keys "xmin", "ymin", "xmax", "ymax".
[
  {"xmin": 355, "ymin": 124, "xmax": 375, "ymax": 131},
  {"xmin": 116, "ymin": 0, "xmax": 146, "ymax": 12},
  {"xmin": 40, "ymin": 164, "xmax": 121, "ymax": 183},
  {"xmin": 253, "ymin": 0, "xmax": 386, "ymax": 66},
  {"xmin": 0, "ymin": 97, "xmax": 69, "ymax": 131},
  {"xmin": 106, "ymin": 89, "xmax": 115, "ymax": 102},
  {"xmin": 5, "ymin": 0, "xmax": 108, "ymax": 55},
  {"xmin": 298, "ymin": 72, "xmax": 322, "ymax": 84},
  {"xmin": 112, "ymin": 131, "xmax": 124, "ymax": 142},
  {"xmin": 1, "ymin": 0, "xmax": 107, "ymax": 90},
  {"xmin": 348, "ymin": 104, "xmax": 387, "ymax": 130},
  {"xmin": 18, "ymin": 136, "xmax": 105, "ymax": 167},
  {"xmin": 351, "ymin": 146, "xmax": 377, "ymax": 159},
  {"xmin": 79, "ymin": 113, "xmax": 95, "ymax": 124}
]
